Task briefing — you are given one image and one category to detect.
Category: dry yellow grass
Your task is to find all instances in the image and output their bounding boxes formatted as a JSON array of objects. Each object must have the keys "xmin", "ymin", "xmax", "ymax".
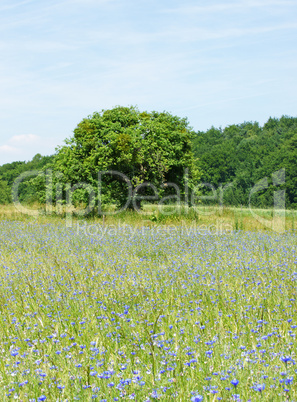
[{"xmin": 0, "ymin": 202, "xmax": 296, "ymax": 232}]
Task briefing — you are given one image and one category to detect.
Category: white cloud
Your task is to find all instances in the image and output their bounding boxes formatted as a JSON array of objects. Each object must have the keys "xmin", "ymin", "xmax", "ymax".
[
  {"xmin": 0, "ymin": 144, "xmax": 20, "ymax": 154},
  {"xmin": 0, "ymin": 134, "xmax": 52, "ymax": 165},
  {"xmin": 8, "ymin": 134, "xmax": 40, "ymax": 145}
]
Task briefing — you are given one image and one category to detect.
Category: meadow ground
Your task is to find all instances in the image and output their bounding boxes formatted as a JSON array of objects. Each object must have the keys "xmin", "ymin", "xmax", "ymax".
[{"xmin": 0, "ymin": 206, "xmax": 297, "ymax": 401}]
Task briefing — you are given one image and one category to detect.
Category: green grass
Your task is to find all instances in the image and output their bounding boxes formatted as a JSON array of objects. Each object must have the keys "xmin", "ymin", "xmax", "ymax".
[
  {"xmin": 0, "ymin": 207, "xmax": 296, "ymax": 400},
  {"xmin": 1, "ymin": 202, "xmax": 297, "ymax": 232}
]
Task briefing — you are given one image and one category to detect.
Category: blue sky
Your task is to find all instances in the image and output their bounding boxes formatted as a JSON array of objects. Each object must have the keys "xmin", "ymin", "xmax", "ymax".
[{"xmin": 0, "ymin": 0, "xmax": 296, "ymax": 164}]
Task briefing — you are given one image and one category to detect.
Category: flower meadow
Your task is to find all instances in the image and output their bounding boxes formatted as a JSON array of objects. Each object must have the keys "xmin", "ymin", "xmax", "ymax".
[{"xmin": 0, "ymin": 220, "xmax": 297, "ymax": 401}]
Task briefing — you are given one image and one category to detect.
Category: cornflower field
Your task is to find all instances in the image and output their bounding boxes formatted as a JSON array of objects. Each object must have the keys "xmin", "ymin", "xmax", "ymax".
[{"xmin": 0, "ymin": 218, "xmax": 296, "ymax": 401}]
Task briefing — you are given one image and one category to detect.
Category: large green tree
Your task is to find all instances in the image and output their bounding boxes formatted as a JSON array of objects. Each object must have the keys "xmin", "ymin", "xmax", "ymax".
[{"xmin": 52, "ymin": 106, "xmax": 200, "ymax": 211}]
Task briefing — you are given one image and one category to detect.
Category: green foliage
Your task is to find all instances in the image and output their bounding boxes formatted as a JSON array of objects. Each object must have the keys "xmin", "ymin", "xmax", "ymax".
[
  {"xmin": 2, "ymin": 113, "xmax": 297, "ymax": 211},
  {"xmin": 193, "ymin": 116, "xmax": 297, "ymax": 208},
  {"xmin": 53, "ymin": 106, "xmax": 200, "ymax": 210},
  {"xmin": 0, "ymin": 154, "xmax": 54, "ymax": 205},
  {"xmin": 0, "ymin": 180, "xmax": 10, "ymax": 204}
]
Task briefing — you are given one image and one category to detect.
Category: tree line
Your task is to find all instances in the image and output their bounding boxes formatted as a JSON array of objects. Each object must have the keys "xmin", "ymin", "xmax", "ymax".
[
  {"xmin": 0, "ymin": 107, "xmax": 296, "ymax": 209},
  {"xmin": 193, "ymin": 115, "xmax": 297, "ymax": 208}
]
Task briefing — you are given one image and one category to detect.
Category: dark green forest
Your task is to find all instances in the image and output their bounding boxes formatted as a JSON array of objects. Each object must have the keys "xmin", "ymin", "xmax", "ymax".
[
  {"xmin": 1, "ymin": 114, "xmax": 296, "ymax": 209},
  {"xmin": 193, "ymin": 115, "xmax": 297, "ymax": 208},
  {"xmin": 0, "ymin": 153, "xmax": 54, "ymax": 204}
]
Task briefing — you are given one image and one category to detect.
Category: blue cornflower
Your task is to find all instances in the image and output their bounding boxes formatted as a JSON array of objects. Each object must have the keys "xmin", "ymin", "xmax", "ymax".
[
  {"xmin": 191, "ymin": 395, "xmax": 203, "ymax": 402},
  {"xmin": 281, "ymin": 356, "xmax": 291, "ymax": 364},
  {"xmin": 254, "ymin": 384, "xmax": 265, "ymax": 392},
  {"xmin": 231, "ymin": 379, "xmax": 239, "ymax": 388}
]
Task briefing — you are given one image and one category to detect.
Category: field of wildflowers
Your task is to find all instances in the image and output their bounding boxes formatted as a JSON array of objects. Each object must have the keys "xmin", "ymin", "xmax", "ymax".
[{"xmin": 0, "ymin": 218, "xmax": 296, "ymax": 401}]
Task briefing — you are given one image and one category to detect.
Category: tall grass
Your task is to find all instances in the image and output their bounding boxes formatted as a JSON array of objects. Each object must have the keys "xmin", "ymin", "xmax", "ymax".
[
  {"xmin": 0, "ymin": 212, "xmax": 296, "ymax": 400},
  {"xmin": 1, "ymin": 203, "xmax": 296, "ymax": 232}
]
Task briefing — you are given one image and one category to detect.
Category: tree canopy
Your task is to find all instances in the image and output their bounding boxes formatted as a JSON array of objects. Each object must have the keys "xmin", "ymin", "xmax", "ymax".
[
  {"xmin": 192, "ymin": 116, "xmax": 297, "ymax": 208},
  {"xmin": 52, "ymin": 106, "xmax": 199, "ymax": 210},
  {"xmin": 0, "ymin": 154, "xmax": 54, "ymax": 204}
]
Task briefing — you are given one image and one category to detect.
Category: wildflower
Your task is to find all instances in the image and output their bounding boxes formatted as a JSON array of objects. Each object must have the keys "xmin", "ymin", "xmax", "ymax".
[
  {"xmin": 254, "ymin": 384, "xmax": 265, "ymax": 392},
  {"xmin": 281, "ymin": 356, "xmax": 291, "ymax": 364},
  {"xmin": 231, "ymin": 379, "xmax": 239, "ymax": 388},
  {"xmin": 191, "ymin": 396, "xmax": 203, "ymax": 402}
]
